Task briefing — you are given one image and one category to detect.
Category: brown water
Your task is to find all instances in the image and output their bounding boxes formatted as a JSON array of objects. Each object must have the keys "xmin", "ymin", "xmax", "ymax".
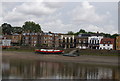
[{"xmin": 2, "ymin": 59, "xmax": 119, "ymax": 80}]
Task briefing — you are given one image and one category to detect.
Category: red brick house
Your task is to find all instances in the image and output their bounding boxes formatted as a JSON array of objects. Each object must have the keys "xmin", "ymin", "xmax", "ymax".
[{"xmin": 99, "ymin": 38, "xmax": 115, "ymax": 50}]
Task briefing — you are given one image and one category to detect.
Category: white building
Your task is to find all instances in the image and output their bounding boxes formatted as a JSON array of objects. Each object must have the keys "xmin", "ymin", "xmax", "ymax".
[
  {"xmin": 2, "ymin": 36, "xmax": 11, "ymax": 47},
  {"xmin": 2, "ymin": 39, "xmax": 11, "ymax": 46},
  {"xmin": 99, "ymin": 38, "xmax": 114, "ymax": 50},
  {"xmin": 60, "ymin": 35, "xmax": 75, "ymax": 48},
  {"xmin": 88, "ymin": 34, "xmax": 103, "ymax": 49}
]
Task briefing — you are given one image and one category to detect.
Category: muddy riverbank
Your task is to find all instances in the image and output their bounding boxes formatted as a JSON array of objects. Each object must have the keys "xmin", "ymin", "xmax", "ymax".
[{"xmin": 2, "ymin": 51, "xmax": 119, "ymax": 66}]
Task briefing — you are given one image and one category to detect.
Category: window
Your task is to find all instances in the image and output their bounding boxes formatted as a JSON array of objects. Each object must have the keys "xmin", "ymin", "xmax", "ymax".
[
  {"xmin": 98, "ymin": 40, "xmax": 99, "ymax": 43},
  {"xmin": 26, "ymin": 37, "xmax": 28, "ymax": 39},
  {"xmin": 44, "ymin": 41, "xmax": 47, "ymax": 43},
  {"xmin": 70, "ymin": 37, "xmax": 73, "ymax": 43},
  {"xmin": 79, "ymin": 40, "xmax": 81, "ymax": 43},
  {"xmin": 63, "ymin": 37, "xmax": 65, "ymax": 43},
  {"xmin": 95, "ymin": 40, "xmax": 96, "ymax": 44},
  {"xmin": 34, "ymin": 41, "xmax": 36, "ymax": 43},
  {"xmin": 67, "ymin": 38, "xmax": 69, "ymax": 43},
  {"xmin": 34, "ymin": 37, "xmax": 37, "ymax": 39},
  {"xmin": 83, "ymin": 41, "xmax": 86, "ymax": 43},
  {"xmin": 44, "ymin": 37, "xmax": 46, "ymax": 39},
  {"xmin": 92, "ymin": 40, "xmax": 94, "ymax": 44},
  {"xmin": 90, "ymin": 40, "xmax": 91, "ymax": 43}
]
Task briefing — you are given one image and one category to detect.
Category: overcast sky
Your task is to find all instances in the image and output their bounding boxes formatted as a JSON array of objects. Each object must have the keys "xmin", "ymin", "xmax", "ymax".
[{"xmin": 1, "ymin": 1, "xmax": 118, "ymax": 34}]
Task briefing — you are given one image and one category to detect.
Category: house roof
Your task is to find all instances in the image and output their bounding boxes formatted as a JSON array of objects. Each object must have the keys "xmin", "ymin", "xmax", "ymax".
[
  {"xmin": 78, "ymin": 33, "xmax": 91, "ymax": 37},
  {"xmin": 100, "ymin": 38, "xmax": 114, "ymax": 44},
  {"xmin": 91, "ymin": 33, "xmax": 103, "ymax": 36}
]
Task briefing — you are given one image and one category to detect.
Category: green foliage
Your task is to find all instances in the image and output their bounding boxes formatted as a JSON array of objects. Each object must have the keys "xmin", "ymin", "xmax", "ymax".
[
  {"xmin": 79, "ymin": 29, "xmax": 86, "ymax": 33},
  {"xmin": 74, "ymin": 29, "xmax": 87, "ymax": 35},
  {"xmin": 36, "ymin": 44, "xmax": 41, "ymax": 47},
  {"xmin": 67, "ymin": 31, "xmax": 74, "ymax": 35},
  {"xmin": 41, "ymin": 44, "xmax": 48, "ymax": 47},
  {"xmin": 22, "ymin": 21, "xmax": 41, "ymax": 33},
  {"xmin": 1, "ymin": 23, "xmax": 13, "ymax": 35},
  {"xmin": 12, "ymin": 27, "xmax": 22, "ymax": 34},
  {"xmin": 87, "ymin": 32, "xmax": 96, "ymax": 34},
  {"xmin": 100, "ymin": 33, "xmax": 119, "ymax": 38},
  {"xmin": 111, "ymin": 34, "xmax": 119, "ymax": 38},
  {"xmin": 67, "ymin": 28, "xmax": 119, "ymax": 38}
]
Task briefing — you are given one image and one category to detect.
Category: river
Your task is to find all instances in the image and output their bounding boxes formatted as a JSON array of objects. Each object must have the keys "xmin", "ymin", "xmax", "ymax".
[{"xmin": 2, "ymin": 59, "xmax": 119, "ymax": 80}]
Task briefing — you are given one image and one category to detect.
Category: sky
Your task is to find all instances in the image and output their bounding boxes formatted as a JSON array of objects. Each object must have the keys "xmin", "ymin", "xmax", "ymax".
[{"xmin": 1, "ymin": 1, "xmax": 118, "ymax": 34}]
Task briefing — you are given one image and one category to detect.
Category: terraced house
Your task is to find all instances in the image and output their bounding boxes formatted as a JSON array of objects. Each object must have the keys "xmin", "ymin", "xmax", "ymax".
[
  {"xmin": 59, "ymin": 35, "xmax": 75, "ymax": 48},
  {"xmin": 11, "ymin": 33, "xmax": 22, "ymax": 46},
  {"xmin": 22, "ymin": 33, "xmax": 38, "ymax": 46},
  {"xmin": 99, "ymin": 38, "xmax": 115, "ymax": 50},
  {"xmin": 2, "ymin": 29, "xmax": 119, "ymax": 51},
  {"xmin": 41, "ymin": 32, "xmax": 53, "ymax": 47},
  {"xmin": 88, "ymin": 33, "xmax": 103, "ymax": 49},
  {"xmin": 75, "ymin": 33, "xmax": 90, "ymax": 49},
  {"xmin": 2, "ymin": 35, "xmax": 12, "ymax": 48},
  {"xmin": 22, "ymin": 32, "xmax": 60, "ymax": 48}
]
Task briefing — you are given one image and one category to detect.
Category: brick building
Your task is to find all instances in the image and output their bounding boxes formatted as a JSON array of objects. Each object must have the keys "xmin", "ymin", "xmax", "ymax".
[
  {"xmin": 22, "ymin": 33, "xmax": 38, "ymax": 46},
  {"xmin": 75, "ymin": 33, "xmax": 91, "ymax": 49},
  {"xmin": 116, "ymin": 36, "xmax": 120, "ymax": 50},
  {"xmin": 40, "ymin": 32, "xmax": 60, "ymax": 48},
  {"xmin": 11, "ymin": 33, "xmax": 22, "ymax": 46},
  {"xmin": 41, "ymin": 32, "xmax": 53, "ymax": 48},
  {"xmin": 22, "ymin": 32, "xmax": 60, "ymax": 48},
  {"xmin": 99, "ymin": 38, "xmax": 115, "ymax": 50}
]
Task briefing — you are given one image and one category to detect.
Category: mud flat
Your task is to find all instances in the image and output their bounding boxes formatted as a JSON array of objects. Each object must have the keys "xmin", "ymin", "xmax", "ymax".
[{"xmin": 2, "ymin": 51, "xmax": 119, "ymax": 66}]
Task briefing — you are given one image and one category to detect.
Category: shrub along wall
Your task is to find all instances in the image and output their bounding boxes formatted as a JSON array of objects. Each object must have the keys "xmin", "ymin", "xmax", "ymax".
[
  {"xmin": 63, "ymin": 48, "xmax": 119, "ymax": 56},
  {"xmin": 78, "ymin": 49, "xmax": 119, "ymax": 56}
]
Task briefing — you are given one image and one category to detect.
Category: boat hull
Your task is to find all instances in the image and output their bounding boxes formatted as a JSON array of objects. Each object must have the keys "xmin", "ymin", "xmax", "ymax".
[{"xmin": 35, "ymin": 50, "xmax": 63, "ymax": 54}]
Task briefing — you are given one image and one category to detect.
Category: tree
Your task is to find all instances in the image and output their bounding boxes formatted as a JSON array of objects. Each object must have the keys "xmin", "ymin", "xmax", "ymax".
[
  {"xmin": 1, "ymin": 23, "xmax": 13, "ymax": 35},
  {"xmin": 67, "ymin": 31, "xmax": 74, "ymax": 35},
  {"xmin": 111, "ymin": 34, "xmax": 119, "ymax": 38},
  {"xmin": 87, "ymin": 32, "xmax": 96, "ymax": 34},
  {"xmin": 22, "ymin": 21, "xmax": 41, "ymax": 33},
  {"xmin": 103, "ymin": 33, "xmax": 111, "ymax": 38},
  {"xmin": 79, "ymin": 29, "xmax": 86, "ymax": 33},
  {"xmin": 12, "ymin": 27, "xmax": 23, "ymax": 34},
  {"xmin": 22, "ymin": 21, "xmax": 42, "ymax": 47},
  {"xmin": 74, "ymin": 29, "xmax": 86, "ymax": 35}
]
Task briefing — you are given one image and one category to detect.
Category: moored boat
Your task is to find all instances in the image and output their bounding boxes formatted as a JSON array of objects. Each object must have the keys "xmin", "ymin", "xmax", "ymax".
[
  {"xmin": 63, "ymin": 54, "xmax": 79, "ymax": 57},
  {"xmin": 35, "ymin": 49, "xmax": 64, "ymax": 54}
]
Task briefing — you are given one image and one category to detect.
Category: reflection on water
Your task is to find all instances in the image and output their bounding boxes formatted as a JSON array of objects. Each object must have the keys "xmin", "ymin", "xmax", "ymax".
[{"xmin": 2, "ymin": 59, "xmax": 119, "ymax": 80}]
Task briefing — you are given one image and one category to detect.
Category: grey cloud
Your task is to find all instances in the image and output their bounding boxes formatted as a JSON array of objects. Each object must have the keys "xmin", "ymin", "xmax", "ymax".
[
  {"xmin": 71, "ymin": 2, "xmax": 107, "ymax": 24},
  {"xmin": 2, "ymin": 2, "xmax": 118, "ymax": 34}
]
